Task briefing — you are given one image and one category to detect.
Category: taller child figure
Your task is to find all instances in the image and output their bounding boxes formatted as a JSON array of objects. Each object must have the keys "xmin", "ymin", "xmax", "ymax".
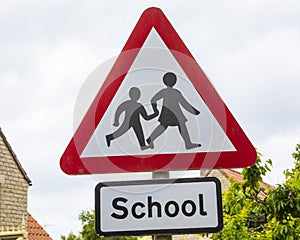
[{"xmin": 147, "ymin": 72, "xmax": 201, "ymax": 150}]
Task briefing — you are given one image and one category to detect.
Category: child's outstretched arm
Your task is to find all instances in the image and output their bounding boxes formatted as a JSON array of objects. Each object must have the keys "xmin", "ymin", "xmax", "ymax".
[{"xmin": 179, "ymin": 92, "xmax": 200, "ymax": 115}]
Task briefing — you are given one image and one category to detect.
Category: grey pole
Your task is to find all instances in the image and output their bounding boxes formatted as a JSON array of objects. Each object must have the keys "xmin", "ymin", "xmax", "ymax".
[{"xmin": 152, "ymin": 171, "xmax": 172, "ymax": 240}]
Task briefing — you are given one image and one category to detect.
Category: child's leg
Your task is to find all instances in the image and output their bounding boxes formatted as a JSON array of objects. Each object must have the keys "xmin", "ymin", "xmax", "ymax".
[
  {"xmin": 106, "ymin": 122, "xmax": 129, "ymax": 147},
  {"xmin": 146, "ymin": 124, "xmax": 167, "ymax": 149},
  {"xmin": 132, "ymin": 123, "xmax": 148, "ymax": 150},
  {"xmin": 178, "ymin": 122, "xmax": 201, "ymax": 149}
]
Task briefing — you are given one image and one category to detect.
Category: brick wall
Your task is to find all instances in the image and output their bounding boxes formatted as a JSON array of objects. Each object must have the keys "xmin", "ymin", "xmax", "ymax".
[{"xmin": 0, "ymin": 132, "xmax": 29, "ymax": 228}]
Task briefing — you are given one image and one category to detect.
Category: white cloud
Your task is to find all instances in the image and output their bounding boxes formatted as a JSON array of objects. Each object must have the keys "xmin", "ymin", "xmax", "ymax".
[
  {"xmin": 261, "ymin": 128, "xmax": 300, "ymax": 184},
  {"xmin": 207, "ymin": 27, "xmax": 300, "ymax": 144}
]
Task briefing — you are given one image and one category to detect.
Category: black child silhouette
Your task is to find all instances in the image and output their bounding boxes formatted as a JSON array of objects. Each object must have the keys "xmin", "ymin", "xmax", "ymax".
[
  {"xmin": 105, "ymin": 87, "xmax": 158, "ymax": 150},
  {"xmin": 147, "ymin": 72, "xmax": 201, "ymax": 150}
]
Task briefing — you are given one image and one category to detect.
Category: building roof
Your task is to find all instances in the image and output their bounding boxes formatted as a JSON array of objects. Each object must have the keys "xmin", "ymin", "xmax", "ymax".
[
  {"xmin": 220, "ymin": 169, "xmax": 273, "ymax": 190},
  {"xmin": 220, "ymin": 169, "xmax": 244, "ymax": 183},
  {"xmin": 28, "ymin": 213, "xmax": 52, "ymax": 240},
  {"xmin": 0, "ymin": 128, "xmax": 32, "ymax": 185},
  {"xmin": 219, "ymin": 168, "xmax": 274, "ymax": 198}
]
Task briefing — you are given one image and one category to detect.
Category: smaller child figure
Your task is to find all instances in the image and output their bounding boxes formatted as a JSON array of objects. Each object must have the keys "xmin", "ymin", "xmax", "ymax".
[{"xmin": 105, "ymin": 87, "xmax": 158, "ymax": 150}]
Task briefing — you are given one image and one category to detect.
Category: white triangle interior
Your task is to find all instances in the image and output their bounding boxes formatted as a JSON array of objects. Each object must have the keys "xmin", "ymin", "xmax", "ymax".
[{"xmin": 81, "ymin": 28, "xmax": 236, "ymax": 157}]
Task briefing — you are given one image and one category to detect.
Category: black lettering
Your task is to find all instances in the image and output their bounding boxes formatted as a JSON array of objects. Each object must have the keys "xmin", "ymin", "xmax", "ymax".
[
  {"xmin": 182, "ymin": 200, "xmax": 196, "ymax": 217},
  {"xmin": 199, "ymin": 194, "xmax": 207, "ymax": 216},
  {"xmin": 165, "ymin": 201, "xmax": 179, "ymax": 217},
  {"xmin": 148, "ymin": 196, "xmax": 162, "ymax": 218},
  {"xmin": 111, "ymin": 197, "xmax": 128, "ymax": 219},
  {"xmin": 132, "ymin": 202, "xmax": 145, "ymax": 219}
]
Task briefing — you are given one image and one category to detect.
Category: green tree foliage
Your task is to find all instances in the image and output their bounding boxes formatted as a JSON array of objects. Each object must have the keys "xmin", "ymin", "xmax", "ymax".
[
  {"xmin": 61, "ymin": 210, "xmax": 139, "ymax": 240},
  {"xmin": 213, "ymin": 144, "xmax": 300, "ymax": 240}
]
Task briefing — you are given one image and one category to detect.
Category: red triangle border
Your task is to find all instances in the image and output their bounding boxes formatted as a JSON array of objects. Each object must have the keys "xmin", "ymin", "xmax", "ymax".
[{"xmin": 60, "ymin": 7, "xmax": 256, "ymax": 175}]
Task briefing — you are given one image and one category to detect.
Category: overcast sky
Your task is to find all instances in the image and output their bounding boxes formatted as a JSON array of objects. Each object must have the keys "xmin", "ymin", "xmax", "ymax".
[{"xmin": 1, "ymin": 1, "xmax": 299, "ymax": 239}]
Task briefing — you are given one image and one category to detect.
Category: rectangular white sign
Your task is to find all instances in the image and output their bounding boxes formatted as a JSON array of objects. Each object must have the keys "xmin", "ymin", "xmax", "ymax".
[{"xmin": 95, "ymin": 177, "xmax": 223, "ymax": 236}]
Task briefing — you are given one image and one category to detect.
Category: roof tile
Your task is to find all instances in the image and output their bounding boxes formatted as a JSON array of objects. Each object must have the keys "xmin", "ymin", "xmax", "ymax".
[
  {"xmin": 28, "ymin": 213, "xmax": 52, "ymax": 240},
  {"xmin": 220, "ymin": 169, "xmax": 274, "ymax": 198}
]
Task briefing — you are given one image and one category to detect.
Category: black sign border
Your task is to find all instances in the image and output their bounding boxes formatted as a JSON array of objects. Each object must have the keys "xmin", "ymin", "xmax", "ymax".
[{"xmin": 95, "ymin": 177, "xmax": 223, "ymax": 237}]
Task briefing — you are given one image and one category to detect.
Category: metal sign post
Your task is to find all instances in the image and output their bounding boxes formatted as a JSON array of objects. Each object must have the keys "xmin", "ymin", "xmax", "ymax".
[
  {"xmin": 60, "ymin": 6, "xmax": 256, "ymax": 239},
  {"xmin": 152, "ymin": 171, "xmax": 172, "ymax": 240}
]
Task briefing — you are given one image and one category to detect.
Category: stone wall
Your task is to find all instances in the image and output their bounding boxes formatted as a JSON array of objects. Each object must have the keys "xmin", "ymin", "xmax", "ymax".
[
  {"xmin": 208, "ymin": 170, "xmax": 230, "ymax": 191},
  {"xmin": 0, "ymin": 133, "xmax": 29, "ymax": 228}
]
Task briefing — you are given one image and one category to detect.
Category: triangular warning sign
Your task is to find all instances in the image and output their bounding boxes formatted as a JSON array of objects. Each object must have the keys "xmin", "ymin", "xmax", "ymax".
[{"xmin": 60, "ymin": 7, "xmax": 256, "ymax": 175}]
